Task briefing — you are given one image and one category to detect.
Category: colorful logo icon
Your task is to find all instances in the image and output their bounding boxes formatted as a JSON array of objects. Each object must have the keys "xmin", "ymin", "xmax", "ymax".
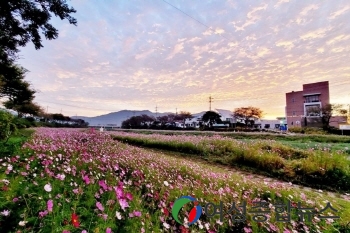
[{"xmin": 172, "ymin": 196, "xmax": 202, "ymax": 225}]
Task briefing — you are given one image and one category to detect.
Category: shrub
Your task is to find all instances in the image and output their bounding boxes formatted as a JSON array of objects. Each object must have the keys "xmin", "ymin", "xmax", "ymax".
[
  {"xmin": 0, "ymin": 110, "xmax": 17, "ymax": 142},
  {"xmin": 13, "ymin": 117, "xmax": 33, "ymax": 128}
]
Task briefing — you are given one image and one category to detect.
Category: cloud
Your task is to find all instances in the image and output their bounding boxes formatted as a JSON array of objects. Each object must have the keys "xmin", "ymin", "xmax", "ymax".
[
  {"xmin": 232, "ymin": 3, "xmax": 268, "ymax": 31},
  {"xmin": 300, "ymin": 27, "xmax": 330, "ymax": 40},
  {"xmin": 15, "ymin": 1, "xmax": 350, "ymax": 117},
  {"xmin": 274, "ymin": 0, "xmax": 290, "ymax": 9},
  {"xmin": 326, "ymin": 35, "xmax": 350, "ymax": 45},
  {"xmin": 166, "ymin": 42, "xmax": 184, "ymax": 60},
  {"xmin": 329, "ymin": 5, "xmax": 350, "ymax": 20}
]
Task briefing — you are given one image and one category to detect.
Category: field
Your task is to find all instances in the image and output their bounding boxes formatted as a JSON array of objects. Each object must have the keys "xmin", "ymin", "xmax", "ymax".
[{"xmin": 1, "ymin": 128, "xmax": 350, "ymax": 232}]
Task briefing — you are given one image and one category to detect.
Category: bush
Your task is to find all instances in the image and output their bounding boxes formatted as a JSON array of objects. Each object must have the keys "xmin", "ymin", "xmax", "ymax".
[
  {"xmin": 0, "ymin": 110, "xmax": 17, "ymax": 141},
  {"xmin": 288, "ymin": 127, "xmax": 327, "ymax": 135},
  {"xmin": 13, "ymin": 117, "xmax": 33, "ymax": 128}
]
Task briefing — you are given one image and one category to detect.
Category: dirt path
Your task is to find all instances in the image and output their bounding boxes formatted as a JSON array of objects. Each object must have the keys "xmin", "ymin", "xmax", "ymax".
[{"xmin": 137, "ymin": 146, "xmax": 350, "ymax": 202}]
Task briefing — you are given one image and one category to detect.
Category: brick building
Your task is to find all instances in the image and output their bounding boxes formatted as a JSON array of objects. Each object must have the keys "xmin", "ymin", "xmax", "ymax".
[
  {"xmin": 285, "ymin": 81, "xmax": 347, "ymax": 128},
  {"xmin": 286, "ymin": 81, "xmax": 330, "ymax": 127}
]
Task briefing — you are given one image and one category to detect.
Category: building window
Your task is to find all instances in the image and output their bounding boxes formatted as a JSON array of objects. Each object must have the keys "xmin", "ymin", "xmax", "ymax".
[
  {"xmin": 305, "ymin": 104, "xmax": 321, "ymax": 116},
  {"xmin": 292, "ymin": 98, "xmax": 295, "ymax": 103},
  {"xmin": 292, "ymin": 111, "xmax": 296, "ymax": 116},
  {"xmin": 305, "ymin": 95, "xmax": 319, "ymax": 103},
  {"xmin": 275, "ymin": 124, "xmax": 280, "ymax": 128},
  {"xmin": 264, "ymin": 124, "xmax": 270, "ymax": 129}
]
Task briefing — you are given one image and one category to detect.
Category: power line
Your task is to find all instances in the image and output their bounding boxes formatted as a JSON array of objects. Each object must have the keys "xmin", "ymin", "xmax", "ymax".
[
  {"xmin": 161, "ymin": 0, "xmax": 349, "ymax": 85},
  {"xmin": 162, "ymin": 0, "xmax": 271, "ymax": 65}
]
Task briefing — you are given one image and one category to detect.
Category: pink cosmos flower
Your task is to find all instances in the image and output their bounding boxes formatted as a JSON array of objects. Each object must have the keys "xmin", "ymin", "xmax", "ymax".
[
  {"xmin": 39, "ymin": 210, "xmax": 48, "ymax": 218},
  {"xmin": 96, "ymin": 202, "xmax": 104, "ymax": 211},
  {"xmin": 83, "ymin": 175, "xmax": 90, "ymax": 184},
  {"xmin": 99, "ymin": 180, "xmax": 108, "ymax": 190},
  {"xmin": 106, "ymin": 228, "xmax": 112, "ymax": 233},
  {"xmin": 125, "ymin": 192, "xmax": 133, "ymax": 201},
  {"xmin": 0, "ymin": 210, "xmax": 10, "ymax": 216},
  {"xmin": 132, "ymin": 211, "xmax": 141, "ymax": 217},
  {"xmin": 47, "ymin": 200, "xmax": 53, "ymax": 212},
  {"xmin": 115, "ymin": 186, "xmax": 124, "ymax": 199},
  {"xmin": 118, "ymin": 199, "xmax": 129, "ymax": 211}
]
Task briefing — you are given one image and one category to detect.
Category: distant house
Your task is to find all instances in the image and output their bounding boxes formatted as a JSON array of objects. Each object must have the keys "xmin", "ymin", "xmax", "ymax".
[{"xmin": 255, "ymin": 118, "xmax": 287, "ymax": 129}]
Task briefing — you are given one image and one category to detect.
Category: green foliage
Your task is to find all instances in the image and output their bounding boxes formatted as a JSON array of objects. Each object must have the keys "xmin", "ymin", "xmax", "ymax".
[
  {"xmin": 0, "ymin": 128, "xmax": 34, "ymax": 158},
  {"xmin": 201, "ymin": 111, "xmax": 222, "ymax": 127},
  {"xmin": 0, "ymin": 110, "xmax": 17, "ymax": 142},
  {"xmin": 13, "ymin": 117, "xmax": 36, "ymax": 129},
  {"xmin": 288, "ymin": 127, "xmax": 327, "ymax": 135},
  {"xmin": 0, "ymin": 0, "xmax": 77, "ymax": 66}
]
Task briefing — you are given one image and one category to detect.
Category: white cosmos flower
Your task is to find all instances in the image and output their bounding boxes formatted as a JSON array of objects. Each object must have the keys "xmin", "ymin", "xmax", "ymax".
[
  {"xmin": 44, "ymin": 183, "xmax": 52, "ymax": 192},
  {"xmin": 19, "ymin": 221, "xmax": 28, "ymax": 226}
]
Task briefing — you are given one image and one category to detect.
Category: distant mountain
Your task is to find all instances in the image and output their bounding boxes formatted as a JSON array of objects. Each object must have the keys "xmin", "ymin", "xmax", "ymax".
[
  {"xmin": 71, "ymin": 109, "xmax": 235, "ymax": 126},
  {"xmin": 71, "ymin": 110, "xmax": 172, "ymax": 127}
]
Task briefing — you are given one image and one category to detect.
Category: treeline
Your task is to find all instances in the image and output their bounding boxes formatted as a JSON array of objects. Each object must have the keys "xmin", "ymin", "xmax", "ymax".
[
  {"xmin": 121, "ymin": 112, "xmax": 194, "ymax": 129},
  {"xmin": 121, "ymin": 111, "xmax": 234, "ymax": 130}
]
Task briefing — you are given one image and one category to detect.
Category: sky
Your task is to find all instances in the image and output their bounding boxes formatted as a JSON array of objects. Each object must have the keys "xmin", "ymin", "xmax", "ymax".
[{"xmin": 15, "ymin": 0, "xmax": 350, "ymax": 118}]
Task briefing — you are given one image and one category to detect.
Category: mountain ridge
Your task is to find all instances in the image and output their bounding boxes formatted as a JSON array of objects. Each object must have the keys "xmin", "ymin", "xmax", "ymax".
[{"xmin": 71, "ymin": 109, "xmax": 232, "ymax": 126}]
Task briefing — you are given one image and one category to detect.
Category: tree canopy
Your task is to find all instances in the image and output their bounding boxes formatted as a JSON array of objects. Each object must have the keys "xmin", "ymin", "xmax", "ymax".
[
  {"xmin": 0, "ymin": 0, "xmax": 77, "ymax": 66},
  {"xmin": 321, "ymin": 104, "xmax": 348, "ymax": 130},
  {"xmin": 0, "ymin": 65, "xmax": 43, "ymax": 117},
  {"xmin": 202, "ymin": 111, "xmax": 222, "ymax": 127},
  {"xmin": 233, "ymin": 106, "xmax": 263, "ymax": 127}
]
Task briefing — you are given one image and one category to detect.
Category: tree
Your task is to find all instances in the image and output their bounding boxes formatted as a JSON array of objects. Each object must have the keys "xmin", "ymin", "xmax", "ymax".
[
  {"xmin": 4, "ymin": 101, "xmax": 43, "ymax": 117},
  {"xmin": 321, "ymin": 104, "xmax": 348, "ymax": 130},
  {"xmin": 0, "ymin": 65, "xmax": 39, "ymax": 117},
  {"xmin": 202, "ymin": 111, "xmax": 222, "ymax": 128},
  {"xmin": 175, "ymin": 111, "xmax": 193, "ymax": 128},
  {"xmin": 0, "ymin": 65, "xmax": 36, "ymax": 102},
  {"xmin": 0, "ymin": 0, "xmax": 77, "ymax": 67},
  {"xmin": 233, "ymin": 106, "xmax": 263, "ymax": 128}
]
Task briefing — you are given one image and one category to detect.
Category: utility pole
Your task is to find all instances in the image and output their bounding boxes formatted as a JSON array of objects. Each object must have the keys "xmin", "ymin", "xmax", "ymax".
[
  {"xmin": 46, "ymin": 106, "xmax": 49, "ymax": 122},
  {"xmin": 155, "ymin": 105, "xmax": 158, "ymax": 119},
  {"xmin": 176, "ymin": 108, "xmax": 177, "ymax": 116},
  {"xmin": 209, "ymin": 96, "xmax": 213, "ymax": 111}
]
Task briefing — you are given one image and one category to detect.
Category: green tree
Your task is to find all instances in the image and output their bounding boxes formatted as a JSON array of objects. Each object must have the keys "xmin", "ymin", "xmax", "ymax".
[
  {"xmin": 0, "ymin": 65, "xmax": 40, "ymax": 117},
  {"xmin": 4, "ymin": 101, "xmax": 43, "ymax": 118},
  {"xmin": 202, "ymin": 111, "xmax": 222, "ymax": 128},
  {"xmin": 0, "ymin": 0, "xmax": 77, "ymax": 67},
  {"xmin": 0, "ymin": 110, "xmax": 17, "ymax": 142},
  {"xmin": 233, "ymin": 106, "xmax": 263, "ymax": 128},
  {"xmin": 321, "ymin": 104, "xmax": 348, "ymax": 130}
]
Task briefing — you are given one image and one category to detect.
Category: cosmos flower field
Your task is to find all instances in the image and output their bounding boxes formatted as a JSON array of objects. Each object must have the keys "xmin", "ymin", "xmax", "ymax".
[
  {"xmin": 0, "ymin": 128, "xmax": 349, "ymax": 232},
  {"xmin": 111, "ymin": 131, "xmax": 350, "ymax": 192}
]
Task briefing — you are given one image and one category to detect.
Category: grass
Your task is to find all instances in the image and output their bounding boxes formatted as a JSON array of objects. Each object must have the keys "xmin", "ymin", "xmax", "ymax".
[
  {"xmin": 117, "ymin": 128, "xmax": 350, "ymax": 142},
  {"xmin": 0, "ymin": 129, "xmax": 35, "ymax": 158}
]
